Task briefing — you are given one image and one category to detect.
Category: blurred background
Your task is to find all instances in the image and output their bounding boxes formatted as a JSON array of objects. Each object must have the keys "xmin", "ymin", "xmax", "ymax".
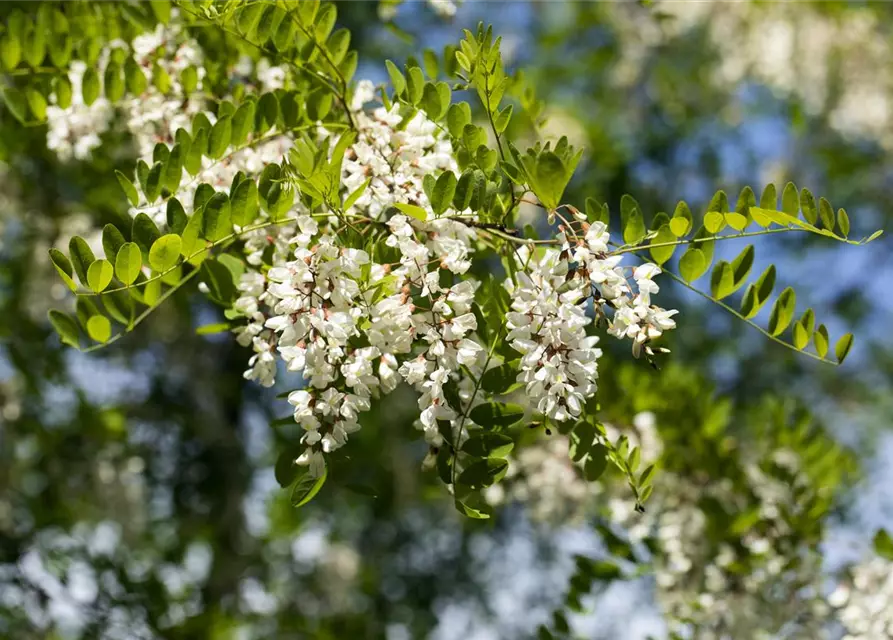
[{"xmin": 2, "ymin": 1, "xmax": 893, "ymax": 638}]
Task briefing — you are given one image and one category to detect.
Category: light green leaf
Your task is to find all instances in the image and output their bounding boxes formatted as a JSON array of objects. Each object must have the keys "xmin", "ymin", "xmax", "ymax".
[
  {"xmin": 812, "ymin": 324, "xmax": 830, "ymax": 358},
  {"xmin": 799, "ymin": 188, "xmax": 817, "ymax": 225},
  {"xmin": 704, "ymin": 211, "xmax": 725, "ymax": 234},
  {"xmin": 393, "ymin": 202, "xmax": 428, "ymax": 221},
  {"xmin": 454, "ymin": 499, "xmax": 490, "ymax": 519},
  {"xmin": 291, "ymin": 464, "xmax": 327, "ymax": 508},
  {"xmin": 115, "ymin": 170, "xmax": 139, "ymax": 207},
  {"xmin": 709, "ymin": 261, "xmax": 734, "ymax": 300},
  {"xmin": 620, "ymin": 194, "xmax": 646, "ymax": 245},
  {"xmin": 162, "ymin": 143, "xmax": 183, "ymax": 193},
  {"xmin": 649, "ymin": 225, "xmax": 676, "ymax": 266},
  {"xmin": 837, "ymin": 208, "xmax": 850, "ymax": 237},
  {"xmin": 114, "ymin": 242, "xmax": 142, "ymax": 285},
  {"xmin": 679, "ymin": 247, "xmax": 707, "ymax": 283},
  {"xmin": 86, "ymin": 315, "xmax": 111, "ymax": 343},
  {"xmin": 724, "ymin": 211, "xmax": 749, "ymax": 231},
  {"xmin": 231, "ymin": 101, "xmax": 256, "ymax": 147},
  {"xmin": 87, "ymin": 259, "xmax": 114, "ymax": 293},
  {"xmin": 48, "ymin": 248, "xmax": 77, "ymax": 292},
  {"xmin": 669, "ymin": 201, "xmax": 692, "ymax": 237},
  {"xmin": 781, "ymin": 181, "xmax": 799, "ymax": 216},
  {"xmin": 148, "ymin": 234, "xmax": 182, "ymax": 272},
  {"xmin": 82, "ymin": 67, "xmax": 100, "ymax": 105},
  {"xmin": 207, "ymin": 116, "xmax": 232, "ymax": 159},
  {"xmin": 835, "ymin": 333, "xmax": 854, "ymax": 364},
  {"xmin": 343, "ymin": 178, "xmax": 370, "ymax": 212}
]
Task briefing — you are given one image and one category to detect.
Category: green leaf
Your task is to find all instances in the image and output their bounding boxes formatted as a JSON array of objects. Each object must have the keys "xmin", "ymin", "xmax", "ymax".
[
  {"xmin": 48, "ymin": 310, "xmax": 80, "ymax": 348},
  {"xmin": 196, "ymin": 322, "xmax": 231, "ymax": 336},
  {"xmin": 759, "ymin": 183, "xmax": 777, "ymax": 209},
  {"xmin": 24, "ymin": 88, "xmax": 47, "ymax": 121},
  {"xmin": 207, "ymin": 116, "xmax": 232, "ymax": 159},
  {"xmin": 82, "ymin": 67, "xmax": 100, "ymax": 105},
  {"xmin": 781, "ymin": 181, "xmax": 799, "ymax": 216},
  {"xmin": 231, "ymin": 179, "xmax": 259, "ymax": 227},
  {"xmin": 585, "ymin": 197, "xmax": 610, "ymax": 227},
  {"xmin": 200, "ymin": 259, "xmax": 237, "ymax": 305},
  {"xmin": 49, "ymin": 248, "xmax": 77, "ymax": 292},
  {"xmin": 104, "ymin": 61, "xmax": 124, "ymax": 102},
  {"xmin": 393, "ymin": 202, "xmax": 427, "ymax": 221},
  {"xmin": 114, "ymin": 242, "xmax": 142, "ymax": 285},
  {"xmin": 290, "ymin": 465, "xmax": 327, "ymax": 508},
  {"xmin": 458, "ymin": 457, "xmax": 508, "ymax": 489},
  {"xmin": 1, "ymin": 86, "xmax": 28, "ymax": 122},
  {"xmin": 837, "ymin": 208, "xmax": 850, "ymax": 237},
  {"xmin": 469, "ymin": 402, "xmax": 524, "ymax": 429},
  {"xmin": 799, "ymin": 188, "xmax": 817, "ymax": 225},
  {"xmin": 406, "ymin": 66, "xmax": 425, "ymax": 104},
  {"xmin": 385, "ymin": 60, "xmax": 406, "ymax": 95},
  {"xmin": 101, "ymin": 290, "xmax": 133, "ymax": 326},
  {"xmin": 768, "ymin": 287, "xmax": 796, "ymax": 336},
  {"xmin": 709, "ymin": 261, "xmax": 734, "ymax": 300},
  {"xmin": 231, "ymin": 100, "xmax": 255, "ymax": 146},
  {"xmin": 185, "ymin": 128, "xmax": 207, "ymax": 175},
  {"xmin": 874, "ymin": 529, "xmax": 893, "ymax": 560},
  {"xmin": 792, "ymin": 318, "xmax": 810, "ymax": 350},
  {"xmin": 87, "ymin": 259, "xmax": 114, "ymax": 293},
  {"xmin": 124, "ymin": 57, "xmax": 147, "ymax": 95},
  {"xmin": 835, "ymin": 333, "xmax": 854, "ymax": 364},
  {"xmin": 132, "ymin": 213, "xmax": 161, "ymax": 262},
  {"xmin": 481, "ymin": 361, "xmax": 521, "ymax": 394},
  {"xmin": 704, "ymin": 211, "xmax": 725, "ymax": 234},
  {"xmin": 148, "ymin": 234, "xmax": 182, "ymax": 272},
  {"xmin": 818, "ymin": 197, "xmax": 835, "ymax": 229},
  {"xmin": 430, "ymin": 171, "xmax": 457, "ymax": 216},
  {"xmin": 669, "ymin": 201, "xmax": 692, "ymax": 237},
  {"xmin": 724, "ymin": 211, "xmax": 748, "ymax": 231},
  {"xmin": 814, "ymin": 324, "xmax": 830, "ymax": 358},
  {"xmin": 454, "ymin": 499, "xmax": 490, "ymax": 519},
  {"xmin": 202, "ymin": 192, "xmax": 232, "ymax": 242},
  {"xmin": 741, "ymin": 264, "xmax": 775, "ymax": 318},
  {"xmin": 166, "ymin": 198, "xmax": 188, "ymax": 235},
  {"xmin": 494, "ymin": 104, "xmax": 513, "ymax": 133},
  {"xmin": 163, "ymin": 143, "xmax": 183, "ymax": 193},
  {"xmin": 583, "ymin": 444, "xmax": 608, "ymax": 482},
  {"xmin": 619, "ymin": 194, "xmax": 646, "ymax": 245},
  {"xmin": 343, "ymin": 178, "xmax": 370, "ymax": 212},
  {"xmin": 144, "ymin": 162, "xmax": 163, "ymax": 202},
  {"xmin": 274, "ymin": 449, "xmax": 300, "ymax": 488},
  {"xmin": 649, "ymin": 225, "xmax": 676, "ymax": 265},
  {"xmin": 68, "ymin": 236, "xmax": 95, "ymax": 285},
  {"xmin": 462, "ymin": 433, "xmax": 514, "ymax": 458},
  {"xmin": 679, "ymin": 247, "xmax": 707, "ymax": 283},
  {"xmin": 256, "ymin": 92, "xmax": 279, "ymax": 133},
  {"xmin": 446, "ymin": 102, "xmax": 471, "ymax": 138},
  {"xmin": 730, "ymin": 245, "xmax": 755, "ymax": 289},
  {"xmin": 115, "ymin": 170, "xmax": 139, "ymax": 207},
  {"xmin": 86, "ymin": 315, "xmax": 111, "ymax": 343}
]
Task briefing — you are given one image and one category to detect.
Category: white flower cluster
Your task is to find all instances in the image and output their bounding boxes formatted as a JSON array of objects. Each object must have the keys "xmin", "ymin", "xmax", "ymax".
[
  {"xmin": 45, "ymin": 59, "xmax": 115, "ymax": 161},
  {"xmin": 830, "ymin": 555, "xmax": 893, "ymax": 639},
  {"xmin": 45, "ymin": 12, "xmax": 205, "ymax": 163},
  {"xmin": 231, "ymin": 81, "xmax": 486, "ymax": 476},
  {"xmin": 505, "ymin": 223, "xmax": 676, "ymax": 422}
]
